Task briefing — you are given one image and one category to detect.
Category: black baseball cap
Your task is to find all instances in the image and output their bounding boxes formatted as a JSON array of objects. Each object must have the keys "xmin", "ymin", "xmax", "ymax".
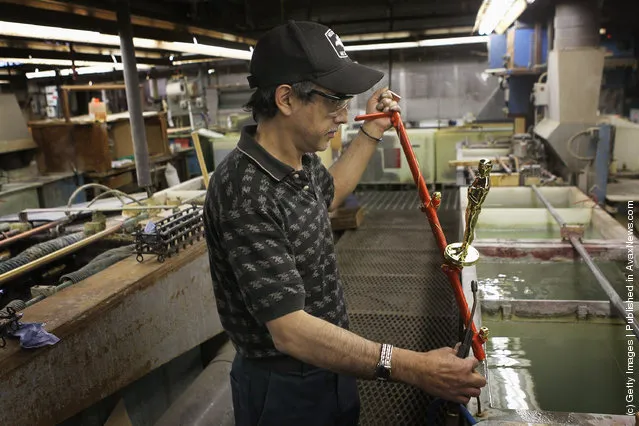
[{"xmin": 247, "ymin": 21, "xmax": 384, "ymax": 95}]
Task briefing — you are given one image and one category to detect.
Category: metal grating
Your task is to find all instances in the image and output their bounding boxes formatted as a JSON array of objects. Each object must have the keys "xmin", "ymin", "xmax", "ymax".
[
  {"xmin": 338, "ymin": 249, "xmax": 443, "ymax": 277},
  {"xmin": 360, "ymin": 210, "xmax": 430, "ymax": 230},
  {"xmin": 355, "ymin": 189, "xmax": 460, "ymax": 212},
  {"xmin": 356, "ymin": 209, "xmax": 461, "ymax": 244},
  {"xmin": 342, "ymin": 274, "xmax": 458, "ymax": 317},
  {"xmin": 338, "ymin": 229, "xmax": 436, "ymax": 251},
  {"xmin": 336, "ymin": 190, "xmax": 464, "ymax": 426},
  {"xmin": 348, "ymin": 313, "xmax": 459, "ymax": 426},
  {"xmin": 338, "ymin": 226, "xmax": 461, "ymax": 252},
  {"xmin": 355, "ymin": 190, "xmax": 421, "ymax": 211}
]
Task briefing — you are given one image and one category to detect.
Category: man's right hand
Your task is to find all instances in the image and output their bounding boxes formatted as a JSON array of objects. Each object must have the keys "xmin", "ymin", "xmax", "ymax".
[{"xmin": 393, "ymin": 346, "xmax": 487, "ymax": 404}]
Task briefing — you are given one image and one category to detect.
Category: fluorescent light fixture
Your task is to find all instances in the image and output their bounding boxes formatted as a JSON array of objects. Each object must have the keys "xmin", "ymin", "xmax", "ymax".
[
  {"xmin": 26, "ymin": 63, "xmax": 151, "ymax": 79},
  {"xmin": 346, "ymin": 41, "xmax": 418, "ymax": 51},
  {"xmin": 340, "ymin": 27, "xmax": 474, "ymax": 43},
  {"xmin": 345, "ymin": 36, "xmax": 488, "ymax": 52},
  {"xmin": 0, "ymin": 57, "xmax": 125, "ymax": 67},
  {"xmin": 475, "ymin": 0, "xmax": 529, "ymax": 35},
  {"xmin": 208, "ymin": 68, "xmax": 215, "ymax": 74},
  {"xmin": 0, "ymin": 79, "xmax": 10, "ymax": 84},
  {"xmin": 0, "ymin": 40, "xmax": 164, "ymax": 59},
  {"xmin": 419, "ymin": 36, "xmax": 489, "ymax": 47},
  {"xmin": 493, "ymin": 0, "xmax": 527, "ymax": 34},
  {"xmin": 27, "ymin": 69, "xmax": 54, "ymax": 78},
  {"xmin": 341, "ymin": 32, "xmax": 411, "ymax": 43},
  {"xmin": 171, "ymin": 57, "xmax": 223, "ymax": 66},
  {"xmin": 0, "ymin": 21, "xmax": 252, "ymax": 61}
]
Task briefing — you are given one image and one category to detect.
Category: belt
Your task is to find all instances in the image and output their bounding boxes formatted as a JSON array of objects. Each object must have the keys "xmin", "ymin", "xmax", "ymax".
[{"xmin": 243, "ymin": 354, "xmax": 322, "ymax": 375}]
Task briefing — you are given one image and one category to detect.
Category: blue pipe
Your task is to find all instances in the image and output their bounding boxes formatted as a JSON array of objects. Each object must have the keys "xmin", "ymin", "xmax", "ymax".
[{"xmin": 427, "ymin": 398, "xmax": 478, "ymax": 425}]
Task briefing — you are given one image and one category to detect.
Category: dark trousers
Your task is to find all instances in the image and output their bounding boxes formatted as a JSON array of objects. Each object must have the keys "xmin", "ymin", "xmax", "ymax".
[{"xmin": 230, "ymin": 353, "xmax": 360, "ymax": 426}]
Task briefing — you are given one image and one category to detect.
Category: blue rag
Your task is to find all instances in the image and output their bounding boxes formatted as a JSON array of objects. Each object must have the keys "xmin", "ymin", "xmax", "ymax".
[
  {"xmin": 10, "ymin": 322, "xmax": 60, "ymax": 349},
  {"xmin": 144, "ymin": 221, "xmax": 156, "ymax": 233}
]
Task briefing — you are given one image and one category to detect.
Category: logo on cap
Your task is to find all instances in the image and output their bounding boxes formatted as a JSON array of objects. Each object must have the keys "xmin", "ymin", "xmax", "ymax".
[{"xmin": 325, "ymin": 29, "xmax": 348, "ymax": 59}]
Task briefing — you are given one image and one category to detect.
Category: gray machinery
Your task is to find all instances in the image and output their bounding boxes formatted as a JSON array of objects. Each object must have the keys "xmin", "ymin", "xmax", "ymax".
[
  {"xmin": 532, "ymin": 0, "xmax": 639, "ymax": 205},
  {"xmin": 166, "ymin": 75, "xmax": 208, "ymax": 130}
]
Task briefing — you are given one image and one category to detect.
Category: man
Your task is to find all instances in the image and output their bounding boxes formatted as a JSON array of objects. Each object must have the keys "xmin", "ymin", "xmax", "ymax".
[{"xmin": 204, "ymin": 20, "xmax": 486, "ymax": 426}]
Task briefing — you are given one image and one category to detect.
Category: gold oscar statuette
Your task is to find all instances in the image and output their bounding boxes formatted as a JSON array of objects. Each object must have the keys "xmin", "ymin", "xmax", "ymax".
[{"xmin": 444, "ymin": 159, "xmax": 492, "ymax": 267}]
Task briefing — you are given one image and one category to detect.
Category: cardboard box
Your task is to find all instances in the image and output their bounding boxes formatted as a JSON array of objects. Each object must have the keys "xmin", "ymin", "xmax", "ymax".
[{"xmin": 490, "ymin": 173, "xmax": 520, "ymax": 187}]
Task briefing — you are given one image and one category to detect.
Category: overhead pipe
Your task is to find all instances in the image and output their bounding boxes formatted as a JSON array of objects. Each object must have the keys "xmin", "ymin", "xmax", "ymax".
[{"xmin": 531, "ymin": 186, "xmax": 639, "ymax": 339}]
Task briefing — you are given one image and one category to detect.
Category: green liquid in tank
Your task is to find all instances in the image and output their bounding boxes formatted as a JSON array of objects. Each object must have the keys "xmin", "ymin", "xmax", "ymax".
[
  {"xmin": 483, "ymin": 319, "xmax": 633, "ymax": 415},
  {"xmin": 476, "ymin": 260, "xmax": 633, "ymax": 301}
]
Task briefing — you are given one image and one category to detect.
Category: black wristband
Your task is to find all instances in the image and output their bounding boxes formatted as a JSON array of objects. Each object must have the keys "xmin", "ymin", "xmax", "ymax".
[{"xmin": 360, "ymin": 125, "xmax": 383, "ymax": 143}]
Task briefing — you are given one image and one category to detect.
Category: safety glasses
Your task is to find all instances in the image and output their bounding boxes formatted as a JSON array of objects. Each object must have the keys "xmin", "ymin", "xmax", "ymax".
[{"xmin": 309, "ymin": 89, "xmax": 353, "ymax": 116}]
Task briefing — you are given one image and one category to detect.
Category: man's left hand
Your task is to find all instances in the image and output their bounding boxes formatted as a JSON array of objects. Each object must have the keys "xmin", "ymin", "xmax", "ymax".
[{"xmin": 364, "ymin": 87, "xmax": 401, "ymax": 135}]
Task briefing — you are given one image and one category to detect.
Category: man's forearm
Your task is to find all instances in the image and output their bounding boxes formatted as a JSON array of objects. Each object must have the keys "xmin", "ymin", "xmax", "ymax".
[
  {"xmin": 269, "ymin": 310, "xmax": 381, "ymax": 378},
  {"xmin": 270, "ymin": 311, "xmax": 419, "ymax": 386},
  {"xmin": 267, "ymin": 310, "xmax": 487, "ymax": 403},
  {"xmin": 328, "ymin": 124, "xmax": 384, "ymax": 211}
]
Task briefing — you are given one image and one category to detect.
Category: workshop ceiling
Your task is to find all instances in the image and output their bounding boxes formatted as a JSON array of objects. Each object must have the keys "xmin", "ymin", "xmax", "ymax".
[
  {"xmin": 73, "ymin": 0, "xmax": 483, "ymax": 37},
  {"xmin": 0, "ymin": 0, "xmax": 637, "ymax": 81},
  {"xmin": 9, "ymin": 0, "xmax": 631, "ymax": 39}
]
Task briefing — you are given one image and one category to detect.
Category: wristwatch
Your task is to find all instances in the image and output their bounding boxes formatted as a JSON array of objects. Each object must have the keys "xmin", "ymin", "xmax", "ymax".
[{"xmin": 375, "ymin": 343, "xmax": 393, "ymax": 381}]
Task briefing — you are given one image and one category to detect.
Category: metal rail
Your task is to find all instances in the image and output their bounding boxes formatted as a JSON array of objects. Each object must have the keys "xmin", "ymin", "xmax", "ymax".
[
  {"xmin": 530, "ymin": 185, "xmax": 566, "ymax": 227},
  {"xmin": 570, "ymin": 235, "xmax": 639, "ymax": 338},
  {"xmin": 531, "ymin": 186, "xmax": 639, "ymax": 339}
]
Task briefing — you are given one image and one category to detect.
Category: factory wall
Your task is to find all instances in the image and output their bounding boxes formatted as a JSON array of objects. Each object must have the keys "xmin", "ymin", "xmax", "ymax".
[
  {"xmin": 207, "ymin": 56, "xmax": 504, "ymax": 127},
  {"xmin": 348, "ymin": 58, "xmax": 501, "ymax": 124}
]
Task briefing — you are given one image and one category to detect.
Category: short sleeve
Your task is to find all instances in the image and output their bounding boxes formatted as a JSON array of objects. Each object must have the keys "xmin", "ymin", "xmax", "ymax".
[
  {"xmin": 220, "ymin": 206, "xmax": 306, "ymax": 324},
  {"xmin": 310, "ymin": 154, "xmax": 335, "ymax": 208}
]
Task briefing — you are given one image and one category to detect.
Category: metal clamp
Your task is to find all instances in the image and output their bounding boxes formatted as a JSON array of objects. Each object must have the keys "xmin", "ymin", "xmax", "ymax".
[{"xmin": 0, "ymin": 307, "xmax": 22, "ymax": 348}]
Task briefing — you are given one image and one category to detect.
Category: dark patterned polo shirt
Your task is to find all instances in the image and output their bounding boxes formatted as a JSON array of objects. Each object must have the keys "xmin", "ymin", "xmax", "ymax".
[{"xmin": 204, "ymin": 125, "xmax": 349, "ymax": 358}]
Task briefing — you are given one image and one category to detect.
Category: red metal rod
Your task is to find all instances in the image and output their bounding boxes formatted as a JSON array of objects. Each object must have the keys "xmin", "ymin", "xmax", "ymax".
[
  {"xmin": 0, "ymin": 219, "xmax": 68, "ymax": 250},
  {"xmin": 355, "ymin": 111, "xmax": 486, "ymax": 361},
  {"xmin": 0, "ymin": 230, "xmax": 21, "ymax": 241}
]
